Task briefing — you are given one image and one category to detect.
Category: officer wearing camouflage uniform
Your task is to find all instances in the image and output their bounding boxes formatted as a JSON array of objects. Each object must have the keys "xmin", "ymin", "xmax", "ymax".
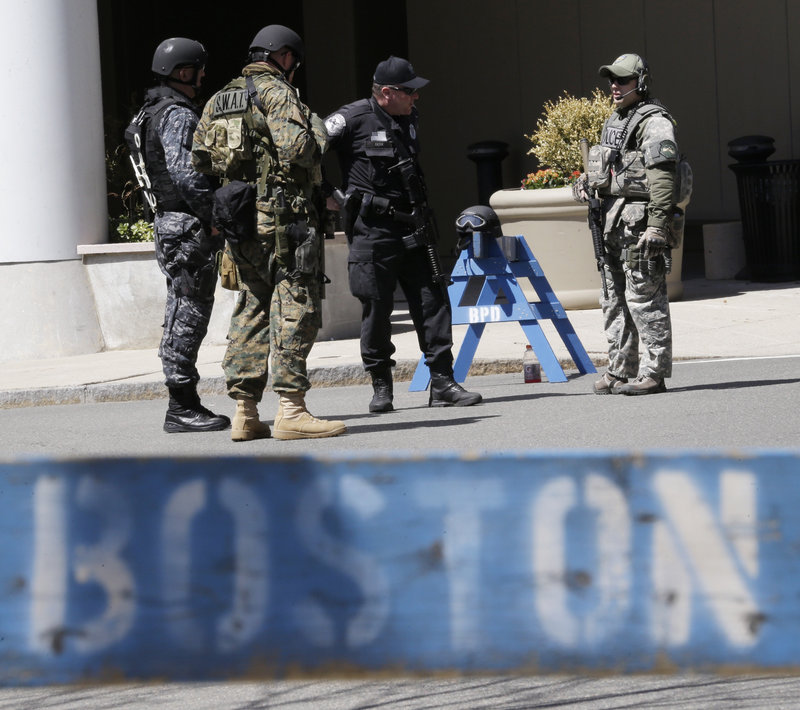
[
  {"xmin": 192, "ymin": 25, "xmax": 345, "ymax": 441},
  {"xmin": 324, "ymin": 56, "xmax": 481, "ymax": 413},
  {"xmin": 141, "ymin": 38, "xmax": 229, "ymax": 433},
  {"xmin": 574, "ymin": 53, "xmax": 682, "ymax": 396}
]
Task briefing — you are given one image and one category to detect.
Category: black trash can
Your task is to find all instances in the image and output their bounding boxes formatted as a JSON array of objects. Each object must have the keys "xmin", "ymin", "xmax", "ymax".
[
  {"xmin": 728, "ymin": 137, "xmax": 800, "ymax": 281},
  {"xmin": 729, "ymin": 160, "xmax": 800, "ymax": 281}
]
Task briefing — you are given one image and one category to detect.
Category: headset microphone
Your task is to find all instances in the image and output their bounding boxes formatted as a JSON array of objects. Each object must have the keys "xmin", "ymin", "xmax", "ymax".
[{"xmin": 618, "ymin": 87, "xmax": 638, "ymax": 98}]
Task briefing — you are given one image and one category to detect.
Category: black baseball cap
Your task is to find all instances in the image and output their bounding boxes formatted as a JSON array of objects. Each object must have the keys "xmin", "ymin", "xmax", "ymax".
[{"xmin": 373, "ymin": 56, "xmax": 429, "ymax": 89}]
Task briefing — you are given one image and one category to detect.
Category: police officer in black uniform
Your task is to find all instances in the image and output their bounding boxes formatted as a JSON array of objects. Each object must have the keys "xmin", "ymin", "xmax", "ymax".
[
  {"xmin": 325, "ymin": 56, "xmax": 481, "ymax": 413},
  {"xmin": 134, "ymin": 38, "xmax": 229, "ymax": 432}
]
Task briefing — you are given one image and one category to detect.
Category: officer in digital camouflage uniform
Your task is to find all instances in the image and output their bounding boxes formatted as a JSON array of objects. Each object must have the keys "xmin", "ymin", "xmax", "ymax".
[
  {"xmin": 324, "ymin": 56, "xmax": 482, "ymax": 413},
  {"xmin": 140, "ymin": 38, "xmax": 229, "ymax": 432},
  {"xmin": 192, "ymin": 25, "xmax": 345, "ymax": 441},
  {"xmin": 574, "ymin": 53, "xmax": 684, "ymax": 396}
]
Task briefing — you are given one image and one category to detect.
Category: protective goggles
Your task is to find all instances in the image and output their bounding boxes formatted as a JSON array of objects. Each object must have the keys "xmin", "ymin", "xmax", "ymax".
[{"xmin": 455, "ymin": 212, "xmax": 489, "ymax": 232}]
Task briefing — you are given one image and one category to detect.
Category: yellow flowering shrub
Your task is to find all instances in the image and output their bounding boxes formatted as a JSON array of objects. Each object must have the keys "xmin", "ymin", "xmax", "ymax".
[
  {"xmin": 524, "ymin": 88, "xmax": 613, "ymax": 186},
  {"xmin": 521, "ymin": 168, "xmax": 582, "ymax": 189}
]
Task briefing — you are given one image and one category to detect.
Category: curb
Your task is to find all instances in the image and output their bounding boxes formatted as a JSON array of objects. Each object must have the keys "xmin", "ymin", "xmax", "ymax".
[{"xmin": 0, "ymin": 356, "xmax": 607, "ymax": 410}]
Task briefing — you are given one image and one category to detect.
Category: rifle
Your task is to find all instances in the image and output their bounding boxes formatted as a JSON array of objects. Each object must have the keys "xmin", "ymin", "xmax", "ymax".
[
  {"xmin": 579, "ymin": 138, "xmax": 609, "ymax": 299},
  {"xmin": 388, "ymin": 157, "xmax": 452, "ymax": 300}
]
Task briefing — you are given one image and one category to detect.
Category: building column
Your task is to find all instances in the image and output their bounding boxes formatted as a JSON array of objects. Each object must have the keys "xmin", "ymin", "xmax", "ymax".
[
  {"xmin": 0, "ymin": 0, "xmax": 106, "ymax": 361},
  {"xmin": 0, "ymin": 0, "xmax": 106, "ymax": 263}
]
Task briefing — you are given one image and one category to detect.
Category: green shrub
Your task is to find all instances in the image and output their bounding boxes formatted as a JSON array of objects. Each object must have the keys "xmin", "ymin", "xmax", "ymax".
[
  {"xmin": 112, "ymin": 217, "xmax": 154, "ymax": 243},
  {"xmin": 525, "ymin": 88, "xmax": 613, "ymax": 177}
]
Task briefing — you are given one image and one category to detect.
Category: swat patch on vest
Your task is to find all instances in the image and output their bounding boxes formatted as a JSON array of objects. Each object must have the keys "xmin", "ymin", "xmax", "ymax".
[{"xmin": 212, "ymin": 89, "xmax": 249, "ymax": 117}]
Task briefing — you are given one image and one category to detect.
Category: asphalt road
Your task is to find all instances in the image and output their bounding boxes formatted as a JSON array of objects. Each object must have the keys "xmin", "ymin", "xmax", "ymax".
[
  {"xmin": 1, "ymin": 356, "xmax": 798, "ymax": 459},
  {"xmin": 2, "ymin": 355, "xmax": 799, "ymax": 707},
  {"xmin": 4, "ymin": 673, "xmax": 800, "ymax": 709}
]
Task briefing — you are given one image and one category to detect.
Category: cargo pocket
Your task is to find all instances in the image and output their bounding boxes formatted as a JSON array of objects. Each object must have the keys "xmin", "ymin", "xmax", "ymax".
[
  {"xmin": 274, "ymin": 279, "xmax": 320, "ymax": 351},
  {"xmin": 348, "ymin": 247, "xmax": 380, "ymax": 300},
  {"xmin": 171, "ymin": 303, "xmax": 208, "ymax": 347}
]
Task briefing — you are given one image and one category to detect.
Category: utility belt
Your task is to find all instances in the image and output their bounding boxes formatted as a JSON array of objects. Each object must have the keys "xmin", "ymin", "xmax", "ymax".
[
  {"xmin": 212, "ymin": 179, "xmax": 325, "ymax": 288},
  {"xmin": 156, "ymin": 198, "xmax": 191, "ymax": 214},
  {"xmin": 358, "ymin": 193, "xmax": 413, "ymax": 219},
  {"xmin": 620, "ymin": 244, "xmax": 673, "ymax": 275},
  {"xmin": 355, "ymin": 192, "xmax": 430, "ymax": 250}
]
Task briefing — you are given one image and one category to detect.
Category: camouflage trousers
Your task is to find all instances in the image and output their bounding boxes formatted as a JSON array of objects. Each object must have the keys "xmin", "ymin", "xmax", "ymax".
[
  {"xmin": 154, "ymin": 214, "xmax": 217, "ymax": 388},
  {"xmin": 601, "ymin": 226, "xmax": 672, "ymax": 380},
  {"xmin": 222, "ymin": 245, "xmax": 322, "ymax": 401}
]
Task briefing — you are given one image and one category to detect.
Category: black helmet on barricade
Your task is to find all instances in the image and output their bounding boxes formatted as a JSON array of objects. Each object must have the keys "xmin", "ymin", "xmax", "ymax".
[
  {"xmin": 249, "ymin": 25, "xmax": 305, "ymax": 64},
  {"xmin": 152, "ymin": 37, "xmax": 207, "ymax": 77},
  {"xmin": 455, "ymin": 205, "xmax": 502, "ymax": 252}
]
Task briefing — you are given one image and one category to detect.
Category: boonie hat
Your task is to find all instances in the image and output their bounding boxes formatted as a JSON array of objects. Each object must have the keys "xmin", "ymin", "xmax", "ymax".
[
  {"xmin": 598, "ymin": 53, "xmax": 646, "ymax": 79},
  {"xmin": 374, "ymin": 56, "xmax": 429, "ymax": 89}
]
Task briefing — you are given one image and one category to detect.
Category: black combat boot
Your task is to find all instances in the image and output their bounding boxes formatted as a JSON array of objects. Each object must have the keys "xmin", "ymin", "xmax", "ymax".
[
  {"xmin": 369, "ymin": 370, "xmax": 394, "ymax": 413},
  {"xmin": 164, "ymin": 385, "xmax": 231, "ymax": 433},
  {"xmin": 429, "ymin": 372, "xmax": 482, "ymax": 407}
]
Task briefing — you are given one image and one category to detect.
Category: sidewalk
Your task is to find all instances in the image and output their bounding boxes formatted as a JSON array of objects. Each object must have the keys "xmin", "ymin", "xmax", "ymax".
[{"xmin": 2, "ymin": 277, "xmax": 799, "ymax": 408}]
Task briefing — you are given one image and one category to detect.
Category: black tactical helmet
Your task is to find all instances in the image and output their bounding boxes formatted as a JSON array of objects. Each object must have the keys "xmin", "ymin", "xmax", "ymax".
[
  {"xmin": 151, "ymin": 37, "xmax": 207, "ymax": 77},
  {"xmin": 456, "ymin": 205, "xmax": 502, "ymax": 237},
  {"xmin": 249, "ymin": 25, "xmax": 305, "ymax": 63},
  {"xmin": 455, "ymin": 205, "xmax": 502, "ymax": 251}
]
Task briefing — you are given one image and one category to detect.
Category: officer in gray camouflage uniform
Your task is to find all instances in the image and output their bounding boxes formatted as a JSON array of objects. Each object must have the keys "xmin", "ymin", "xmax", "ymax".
[
  {"xmin": 140, "ymin": 38, "xmax": 230, "ymax": 432},
  {"xmin": 192, "ymin": 25, "xmax": 345, "ymax": 441},
  {"xmin": 574, "ymin": 53, "xmax": 683, "ymax": 395}
]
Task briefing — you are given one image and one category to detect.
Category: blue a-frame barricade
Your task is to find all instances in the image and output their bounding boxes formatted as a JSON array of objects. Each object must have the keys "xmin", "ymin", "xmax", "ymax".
[{"xmin": 409, "ymin": 234, "xmax": 596, "ymax": 391}]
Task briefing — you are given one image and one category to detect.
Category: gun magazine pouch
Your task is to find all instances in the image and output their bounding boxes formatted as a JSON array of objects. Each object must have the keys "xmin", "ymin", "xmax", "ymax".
[{"xmin": 217, "ymin": 247, "xmax": 241, "ymax": 291}]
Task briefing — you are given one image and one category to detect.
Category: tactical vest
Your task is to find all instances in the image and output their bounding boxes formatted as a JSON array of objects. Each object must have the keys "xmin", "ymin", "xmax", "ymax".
[
  {"xmin": 126, "ymin": 87, "xmax": 198, "ymax": 213},
  {"xmin": 327, "ymin": 97, "xmax": 419, "ymax": 202},
  {"xmin": 588, "ymin": 102, "xmax": 682, "ymax": 200},
  {"xmin": 192, "ymin": 75, "xmax": 281, "ymax": 192}
]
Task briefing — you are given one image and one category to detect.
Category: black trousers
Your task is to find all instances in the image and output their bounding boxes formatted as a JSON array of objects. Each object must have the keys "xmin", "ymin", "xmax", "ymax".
[{"xmin": 347, "ymin": 216, "xmax": 454, "ymax": 376}]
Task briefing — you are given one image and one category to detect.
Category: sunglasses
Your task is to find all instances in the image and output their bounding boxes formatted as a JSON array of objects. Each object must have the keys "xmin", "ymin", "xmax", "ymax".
[
  {"xmin": 608, "ymin": 75, "xmax": 636, "ymax": 85},
  {"xmin": 387, "ymin": 85, "xmax": 417, "ymax": 95}
]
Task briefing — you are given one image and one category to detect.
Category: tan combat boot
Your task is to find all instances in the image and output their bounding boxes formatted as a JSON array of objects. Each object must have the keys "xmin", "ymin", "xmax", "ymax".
[
  {"xmin": 231, "ymin": 397, "xmax": 271, "ymax": 441},
  {"xmin": 593, "ymin": 371, "xmax": 627, "ymax": 395},
  {"xmin": 273, "ymin": 391, "xmax": 347, "ymax": 440},
  {"xmin": 618, "ymin": 375, "xmax": 667, "ymax": 396}
]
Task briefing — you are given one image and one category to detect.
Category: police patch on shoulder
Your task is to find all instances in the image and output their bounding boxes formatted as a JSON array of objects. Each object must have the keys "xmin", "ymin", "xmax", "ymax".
[
  {"xmin": 659, "ymin": 140, "xmax": 677, "ymax": 160},
  {"xmin": 212, "ymin": 89, "xmax": 248, "ymax": 117},
  {"xmin": 325, "ymin": 113, "xmax": 346, "ymax": 137}
]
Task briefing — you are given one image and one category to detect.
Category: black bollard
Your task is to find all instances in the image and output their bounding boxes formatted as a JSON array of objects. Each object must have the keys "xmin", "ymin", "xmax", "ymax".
[{"xmin": 467, "ymin": 140, "xmax": 509, "ymax": 205}]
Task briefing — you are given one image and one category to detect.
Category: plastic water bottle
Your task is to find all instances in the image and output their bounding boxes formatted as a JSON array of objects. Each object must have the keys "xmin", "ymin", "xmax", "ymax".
[{"xmin": 523, "ymin": 345, "xmax": 541, "ymax": 383}]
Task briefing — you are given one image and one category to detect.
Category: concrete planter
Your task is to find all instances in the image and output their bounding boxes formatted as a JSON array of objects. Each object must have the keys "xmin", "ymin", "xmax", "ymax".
[
  {"xmin": 78, "ymin": 242, "xmax": 235, "ymax": 351},
  {"xmin": 317, "ymin": 233, "xmax": 363, "ymax": 341},
  {"xmin": 77, "ymin": 235, "xmax": 361, "ymax": 351},
  {"xmin": 489, "ymin": 187, "xmax": 684, "ymax": 309}
]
